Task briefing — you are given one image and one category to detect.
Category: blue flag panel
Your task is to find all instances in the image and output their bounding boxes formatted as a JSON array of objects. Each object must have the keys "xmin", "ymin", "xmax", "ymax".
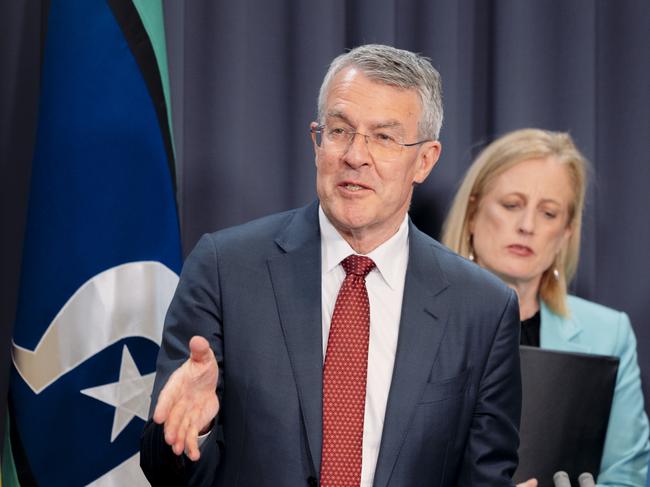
[{"xmin": 10, "ymin": 0, "xmax": 182, "ymax": 485}]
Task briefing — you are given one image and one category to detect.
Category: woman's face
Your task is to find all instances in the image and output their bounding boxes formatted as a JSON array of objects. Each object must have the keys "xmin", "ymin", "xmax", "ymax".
[{"xmin": 470, "ymin": 157, "xmax": 574, "ymax": 290}]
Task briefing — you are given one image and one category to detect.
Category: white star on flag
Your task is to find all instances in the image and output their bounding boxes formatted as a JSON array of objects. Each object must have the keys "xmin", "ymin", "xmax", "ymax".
[{"xmin": 81, "ymin": 344, "xmax": 155, "ymax": 442}]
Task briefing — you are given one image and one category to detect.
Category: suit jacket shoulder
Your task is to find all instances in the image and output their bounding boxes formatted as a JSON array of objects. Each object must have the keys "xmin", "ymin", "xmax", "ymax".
[
  {"xmin": 541, "ymin": 295, "xmax": 631, "ymax": 356},
  {"xmin": 206, "ymin": 202, "xmax": 318, "ymax": 256},
  {"xmin": 412, "ymin": 225, "xmax": 514, "ymax": 297}
]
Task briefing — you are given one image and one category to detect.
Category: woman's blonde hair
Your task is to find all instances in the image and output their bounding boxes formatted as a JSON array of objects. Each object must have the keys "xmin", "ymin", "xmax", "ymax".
[{"xmin": 441, "ymin": 128, "xmax": 590, "ymax": 316}]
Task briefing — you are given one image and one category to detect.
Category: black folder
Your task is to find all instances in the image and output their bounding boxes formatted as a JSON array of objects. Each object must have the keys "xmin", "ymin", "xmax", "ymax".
[{"xmin": 513, "ymin": 346, "xmax": 619, "ymax": 487}]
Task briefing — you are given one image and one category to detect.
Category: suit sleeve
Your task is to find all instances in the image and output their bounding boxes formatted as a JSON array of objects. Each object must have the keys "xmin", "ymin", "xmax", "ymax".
[
  {"xmin": 596, "ymin": 312, "xmax": 650, "ymax": 487},
  {"xmin": 140, "ymin": 234, "xmax": 224, "ymax": 486},
  {"xmin": 458, "ymin": 289, "xmax": 522, "ymax": 486}
]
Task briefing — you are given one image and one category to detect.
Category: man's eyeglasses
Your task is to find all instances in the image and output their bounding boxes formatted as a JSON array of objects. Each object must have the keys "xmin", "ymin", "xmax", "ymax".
[{"xmin": 311, "ymin": 124, "xmax": 431, "ymax": 162}]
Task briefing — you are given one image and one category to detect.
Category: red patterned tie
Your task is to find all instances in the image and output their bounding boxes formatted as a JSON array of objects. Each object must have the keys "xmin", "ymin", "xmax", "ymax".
[{"xmin": 320, "ymin": 255, "xmax": 376, "ymax": 487}]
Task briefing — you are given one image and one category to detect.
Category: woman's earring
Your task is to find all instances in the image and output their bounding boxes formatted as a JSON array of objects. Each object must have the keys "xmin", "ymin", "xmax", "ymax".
[
  {"xmin": 553, "ymin": 268, "xmax": 560, "ymax": 281},
  {"xmin": 468, "ymin": 235, "xmax": 475, "ymax": 262}
]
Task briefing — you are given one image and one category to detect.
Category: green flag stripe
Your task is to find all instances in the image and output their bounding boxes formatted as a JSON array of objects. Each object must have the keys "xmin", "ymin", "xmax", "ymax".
[
  {"xmin": 2, "ymin": 415, "xmax": 21, "ymax": 487},
  {"xmin": 106, "ymin": 0, "xmax": 177, "ymax": 190},
  {"xmin": 131, "ymin": 0, "xmax": 175, "ymax": 156}
]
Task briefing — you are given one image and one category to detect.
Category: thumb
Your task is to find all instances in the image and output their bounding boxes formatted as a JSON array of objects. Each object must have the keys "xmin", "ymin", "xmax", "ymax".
[{"xmin": 189, "ymin": 335, "xmax": 213, "ymax": 364}]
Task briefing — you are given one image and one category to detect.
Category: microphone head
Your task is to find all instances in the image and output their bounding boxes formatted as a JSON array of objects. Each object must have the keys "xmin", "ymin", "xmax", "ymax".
[
  {"xmin": 553, "ymin": 471, "xmax": 572, "ymax": 487},
  {"xmin": 578, "ymin": 472, "xmax": 595, "ymax": 487}
]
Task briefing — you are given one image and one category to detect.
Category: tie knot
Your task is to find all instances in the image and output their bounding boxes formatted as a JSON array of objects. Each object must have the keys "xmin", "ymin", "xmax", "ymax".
[{"xmin": 342, "ymin": 255, "xmax": 376, "ymax": 277}]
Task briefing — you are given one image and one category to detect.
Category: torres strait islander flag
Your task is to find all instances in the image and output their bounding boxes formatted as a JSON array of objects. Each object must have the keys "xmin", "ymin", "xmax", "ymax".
[{"xmin": 6, "ymin": 1, "xmax": 181, "ymax": 485}]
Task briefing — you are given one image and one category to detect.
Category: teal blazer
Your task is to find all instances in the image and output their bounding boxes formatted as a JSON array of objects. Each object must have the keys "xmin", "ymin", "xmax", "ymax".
[{"xmin": 541, "ymin": 295, "xmax": 650, "ymax": 486}]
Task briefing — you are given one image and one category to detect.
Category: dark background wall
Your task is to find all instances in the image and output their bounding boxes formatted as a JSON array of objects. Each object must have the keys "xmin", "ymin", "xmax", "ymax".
[{"xmin": 2, "ymin": 0, "xmax": 649, "ymax": 431}]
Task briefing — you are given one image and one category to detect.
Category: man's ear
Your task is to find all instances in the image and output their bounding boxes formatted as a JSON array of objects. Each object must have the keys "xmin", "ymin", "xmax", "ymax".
[
  {"xmin": 413, "ymin": 141, "xmax": 442, "ymax": 184},
  {"xmin": 310, "ymin": 122, "xmax": 320, "ymax": 165}
]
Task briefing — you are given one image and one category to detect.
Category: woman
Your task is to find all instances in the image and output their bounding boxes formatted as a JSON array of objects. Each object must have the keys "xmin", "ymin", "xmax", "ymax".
[{"xmin": 442, "ymin": 128, "xmax": 649, "ymax": 486}]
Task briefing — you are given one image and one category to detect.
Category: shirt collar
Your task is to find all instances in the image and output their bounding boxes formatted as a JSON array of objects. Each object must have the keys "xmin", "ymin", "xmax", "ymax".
[{"xmin": 319, "ymin": 205, "xmax": 409, "ymax": 290}]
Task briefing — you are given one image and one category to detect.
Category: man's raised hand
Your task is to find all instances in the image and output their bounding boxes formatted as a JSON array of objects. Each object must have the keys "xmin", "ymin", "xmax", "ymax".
[{"xmin": 153, "ymin": 335, "xmax": 219, "ymax": 461}]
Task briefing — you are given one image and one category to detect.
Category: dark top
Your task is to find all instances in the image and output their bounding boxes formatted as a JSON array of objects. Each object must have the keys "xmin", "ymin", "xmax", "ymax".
[{"xmin": 520, "ymin": 310, "xmax": 541, "ymax": 347}]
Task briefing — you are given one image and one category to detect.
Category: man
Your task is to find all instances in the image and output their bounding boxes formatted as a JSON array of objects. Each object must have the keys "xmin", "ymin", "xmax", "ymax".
[{"xmin": 141, "ymin": 44, "xmax": 522, "ymax": 486}]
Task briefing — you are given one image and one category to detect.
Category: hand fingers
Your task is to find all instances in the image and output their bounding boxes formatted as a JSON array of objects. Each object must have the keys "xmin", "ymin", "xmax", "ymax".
[
  {"xmin": 152, "ymin": 370, "xmax": 182, "ymax": 424},
  {"xmin": 165, "ymin": 401, "xmax": 204, "ymax": 460},
  {"xmin": 185, "ymin": 423, "xmax": 201, "ymax": 461},
  {"xmin": 163, "ymin": 394, "xmax": 187, "ymax": 447},
  {"xmin": 173, "ymin": 414, "xmax": 191, "ymax": 456}
]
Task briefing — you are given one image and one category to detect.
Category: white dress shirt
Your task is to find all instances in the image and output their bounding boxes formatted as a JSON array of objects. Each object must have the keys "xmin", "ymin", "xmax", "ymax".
[{"xmin": 319, "ymin": 206, "xmax": 409, "ymax": 487}]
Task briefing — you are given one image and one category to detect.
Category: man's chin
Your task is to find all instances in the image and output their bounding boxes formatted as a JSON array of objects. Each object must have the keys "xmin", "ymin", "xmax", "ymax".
[{"xmin": 329, "ymin": 213, "xmax": 376, "ymax": 236}]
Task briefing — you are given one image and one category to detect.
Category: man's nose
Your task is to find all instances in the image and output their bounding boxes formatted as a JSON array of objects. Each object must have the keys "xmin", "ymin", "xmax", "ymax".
[{"xmin": 342, "ymin": 132, "xmax": 372, "ymax": 168}]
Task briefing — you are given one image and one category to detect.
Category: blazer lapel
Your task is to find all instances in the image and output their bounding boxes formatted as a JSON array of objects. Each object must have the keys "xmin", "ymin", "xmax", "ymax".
[
  {"xmin": 540, "ymin": 300, "xmax": 589, "ymax": 353},
  {"xmin": 373, "ymin": 224, "xmax": 450, "ymax": 487},
  {"xmin": 267, "ymin": 202, "xmax": 324, "ymax": 475}
]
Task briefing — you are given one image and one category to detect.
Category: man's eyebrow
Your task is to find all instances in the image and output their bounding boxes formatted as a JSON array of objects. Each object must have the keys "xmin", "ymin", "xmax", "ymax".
[
  {"xmin": 325, "ymin": 112, "xmax": 404, "ymax": 132},
  {"xmin": 372, "ymin": 120, "xmax": 403, "ymax": 131},
  {"xmin": 325, "ymin": 111, "xmax": 352, "ymax": 125}
]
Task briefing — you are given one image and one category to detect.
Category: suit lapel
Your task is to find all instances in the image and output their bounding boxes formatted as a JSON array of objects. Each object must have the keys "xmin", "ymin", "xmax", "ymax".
[
  {"xmin": 540, "ymin": 300, "xmax": 589, "ymax": 353},
  {"xmin": 267, "ymin": 202, "xmax": 324, "ymax": 474},
  {"xmin": 373, "ymin": 224, "xmax": 450, "ymax": 487}
]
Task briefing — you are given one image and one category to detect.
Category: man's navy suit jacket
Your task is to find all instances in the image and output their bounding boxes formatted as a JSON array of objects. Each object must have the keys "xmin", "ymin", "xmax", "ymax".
[{"xmin": 141, "ymin": 201, "xmax": 522, "ymax": 486}]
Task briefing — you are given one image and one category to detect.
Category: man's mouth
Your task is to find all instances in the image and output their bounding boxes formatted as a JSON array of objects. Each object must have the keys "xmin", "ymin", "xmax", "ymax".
[
  {"xmin": 339, "ymin": 180, "xmax": 371, "ymax": 192},
  {"xmin": 343, "ymin": 183, "xmax": 364, "ymax": 191}
]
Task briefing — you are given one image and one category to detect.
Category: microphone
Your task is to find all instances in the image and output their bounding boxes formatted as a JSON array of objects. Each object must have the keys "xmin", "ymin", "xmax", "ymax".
[
  {"xmin": 578, "ymin": 473, "xmax": 595, "ymax": 487},
  {"xmin": 553, "ymin": 471, "xmax": 572, "ymax": 487}
]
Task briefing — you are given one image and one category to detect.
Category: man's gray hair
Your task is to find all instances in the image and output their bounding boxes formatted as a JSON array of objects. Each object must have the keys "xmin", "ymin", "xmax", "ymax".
[{"xmin": 317, "ymin": 44, "xmax": 444, "ymax": 140}]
